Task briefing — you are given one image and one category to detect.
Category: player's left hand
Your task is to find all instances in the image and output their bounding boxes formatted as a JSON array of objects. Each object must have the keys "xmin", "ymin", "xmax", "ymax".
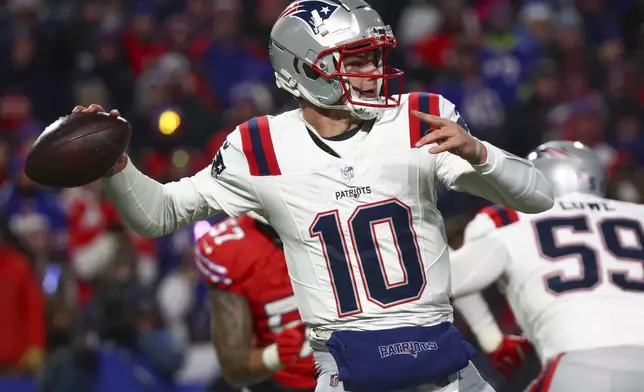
[
  {"xmin": 275, "ymin": 327, "xmax": 306, "ymax": 365},
  {"xmin": 72, "ymin": 104, "xmax": 128, "ymax": 177},
  {"xmin": 488, "ymin": 334, "xmax": 533, "ymax": 379},
  {"xmin": 411, "ymin": 110, "xmax": 486, "ymax": 165}
]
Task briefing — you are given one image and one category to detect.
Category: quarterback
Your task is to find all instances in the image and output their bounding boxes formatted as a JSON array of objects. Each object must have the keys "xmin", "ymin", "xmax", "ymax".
[
  {"xmin": 194, "ymin": 214, "xmax": 314, "ymax": 391},
  {"xmin": 450, "ymin": 141, "xmax": 644, "ymax": 391},
  {"xmin": 74, "ymin": 0, "xmax": 553, "ymax": 391}
]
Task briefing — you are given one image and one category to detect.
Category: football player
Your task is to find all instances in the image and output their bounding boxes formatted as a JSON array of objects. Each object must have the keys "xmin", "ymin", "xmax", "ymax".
[
  {"xmin": 194, "ymin": 214, "xmax": 314, "ymax": 392},
  {"xmin": 450, "ymin": 141, "xmax": 644, "ymax": 391},
  {"xmin": 75, "ymin": 1, "xmax": 554, "ymax": 391}
]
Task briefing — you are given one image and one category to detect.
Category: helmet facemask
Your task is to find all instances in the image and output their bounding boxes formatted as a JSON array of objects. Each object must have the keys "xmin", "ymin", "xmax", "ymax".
[{"xmin": 311, "ymin": 26, "xmax": 404, "ymax": 120}]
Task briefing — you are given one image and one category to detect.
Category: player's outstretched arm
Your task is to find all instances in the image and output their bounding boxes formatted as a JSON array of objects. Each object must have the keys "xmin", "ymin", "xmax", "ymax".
[
  {"xmin": 210, "ymin": 289, "xmax": 275, "ymax": 387},
  {"xmin": 450, "ymin": 235, "xmax": 509, "ymax": 297},
  {"xmin": 453, "ymin": 294, "xmax": 533, "ymax": 379},
  {"xmin": 453, "ymin": 293, "xmax": 503, "ymax": 353},
  {"xmin": 102, "ymin": 159, "xmax": 219, "ymax": 237},
  {"xmin": 416, "ymin": 97, "xmax": 554, "ymax": 213},
  {"xmin": 210, "ymin": 289, "xmax": 305, "ymax": 388},
  {"xmin": 73, "ymin": 105, "xmax": 261, "ymax": 237}
]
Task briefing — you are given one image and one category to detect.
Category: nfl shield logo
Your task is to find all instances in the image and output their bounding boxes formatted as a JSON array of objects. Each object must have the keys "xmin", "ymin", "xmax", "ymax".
[
  {"xmin": 341, "ymin": 166, "xmax": 354, "ymax": 182},
  {"xmin": 278, "ymin": 1, "xmax": 340, "ymax": 34},
  {"xmin": 330, "ymin": 374, "xmax": 341, "ymax": 387}
]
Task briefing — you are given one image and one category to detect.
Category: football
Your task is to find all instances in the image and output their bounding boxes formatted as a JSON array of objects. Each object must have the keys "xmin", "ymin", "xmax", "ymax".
[{"xmin": 25, "ymin": 112, "xmax": 131, "ymax": 188}]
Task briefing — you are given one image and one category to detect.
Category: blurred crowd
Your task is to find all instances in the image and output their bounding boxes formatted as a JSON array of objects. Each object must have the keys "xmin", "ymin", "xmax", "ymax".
[{"xmin": 0, "ymin": 0, "xmax": 642, "ymax": 390}]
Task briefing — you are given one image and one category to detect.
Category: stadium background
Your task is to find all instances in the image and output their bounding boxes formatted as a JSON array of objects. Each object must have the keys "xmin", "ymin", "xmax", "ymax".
[{"xmin": 0, "ymin": 0, "xmax": 642, "ymax": 391}]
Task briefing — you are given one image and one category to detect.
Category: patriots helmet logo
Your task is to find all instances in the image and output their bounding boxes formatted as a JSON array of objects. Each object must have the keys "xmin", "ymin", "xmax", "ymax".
[
  {"xmin": 402, "ymin": 348, "xmax": 419, "ymax": 358},
  {"xmin": 278, "ymin": 0, "xmax": 340, "ymax": 34}
]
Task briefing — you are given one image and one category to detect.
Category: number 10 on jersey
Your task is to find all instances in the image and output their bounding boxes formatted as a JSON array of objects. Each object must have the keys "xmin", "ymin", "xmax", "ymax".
[{"xmin": 309, "ymin": 199, "xmax": 426, "ymax": 317}]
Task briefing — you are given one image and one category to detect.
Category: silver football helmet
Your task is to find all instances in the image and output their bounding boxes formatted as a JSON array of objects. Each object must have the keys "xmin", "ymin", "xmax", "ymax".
[
  {"xmin": 269, "ymin": 0, "xmax": 403, "ymax": 120},
  {"xmin": 526, "ymin": 141, "xmax": 605, "ymax": 197}
]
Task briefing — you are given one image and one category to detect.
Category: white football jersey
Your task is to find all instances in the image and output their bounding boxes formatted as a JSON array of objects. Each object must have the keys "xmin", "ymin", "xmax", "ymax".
[
  {"xmin": 104, "ymin": 92, "xmax": 553, "ymax": 332},
  {"xmin": 451, "ymin": 192, "xmax": 644, "ymax": 362},
  {"xmin": 213, "ymin": 92, "xmax": 467, "ymax": 331}
]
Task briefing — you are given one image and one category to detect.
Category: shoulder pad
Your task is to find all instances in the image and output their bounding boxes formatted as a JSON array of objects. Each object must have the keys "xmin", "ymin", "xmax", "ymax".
[
  {"xmin": 238, "ymin": 116, "xmax": 281, "ymax": 176},
  {"xmin": 464, "ymin": 204, "xmax": 520, "ymax": 242},
  {"xmin": 195, "ymin": 217, "xmax": 254, "ymax": 290},
  {"xmin": 407, "ymin": 92, "xmax": 441, "ymax": 147},
  {"xmin": 209, "ymin": 128, "xmax": 244, "ymax": 179}
]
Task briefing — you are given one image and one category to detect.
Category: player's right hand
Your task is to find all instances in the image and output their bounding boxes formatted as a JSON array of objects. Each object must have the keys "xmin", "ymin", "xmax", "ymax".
[
  {"xmin": 411, "ymin": 110, "xmax": 485, "ymax": 164},
  {"xmin": 275, "ymin": 327, "xmax": 306, "ymax": 365},
  {"xmin": 72, "ymin": 104, "xmax": 128, "ymax": 177},
  {"xmin": 488, "ymin": 334, "xmax": 532, "ymax": 378},
  {"xmin": 73, "ymin": 103, "xmax": 121, "ymax": 117}
]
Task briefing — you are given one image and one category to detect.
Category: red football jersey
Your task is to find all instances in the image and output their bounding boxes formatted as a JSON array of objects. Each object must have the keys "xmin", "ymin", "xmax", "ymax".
[{"xmin": 196, "ymin": 215, "xmax": 315, "ymax": 390}]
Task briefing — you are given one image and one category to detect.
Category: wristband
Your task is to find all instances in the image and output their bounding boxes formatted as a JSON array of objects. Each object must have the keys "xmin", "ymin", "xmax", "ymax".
[
  {"xmin": 473, "ymin": 322, "xmax": 504, "ymax": 353},
  {"xmin": 261, "ymin": 343, "xmax": 284, "ymax": 371},
  {"xmin": 470, "ymin": 137, "xmax": 482, "ymax": 165},
  {"xmin": 475, "ymin": 138, "xmax": 482, "ymax": 161}
]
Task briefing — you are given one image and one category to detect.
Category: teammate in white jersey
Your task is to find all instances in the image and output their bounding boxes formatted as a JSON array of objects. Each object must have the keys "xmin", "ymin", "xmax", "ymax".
[
  {"xmin": 71, "ymin": 1, "xmax": 554, "ymax": 391},
  {"xmin": 450, "ymin": 141, "xmax": 644, "ymax": 391}
]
